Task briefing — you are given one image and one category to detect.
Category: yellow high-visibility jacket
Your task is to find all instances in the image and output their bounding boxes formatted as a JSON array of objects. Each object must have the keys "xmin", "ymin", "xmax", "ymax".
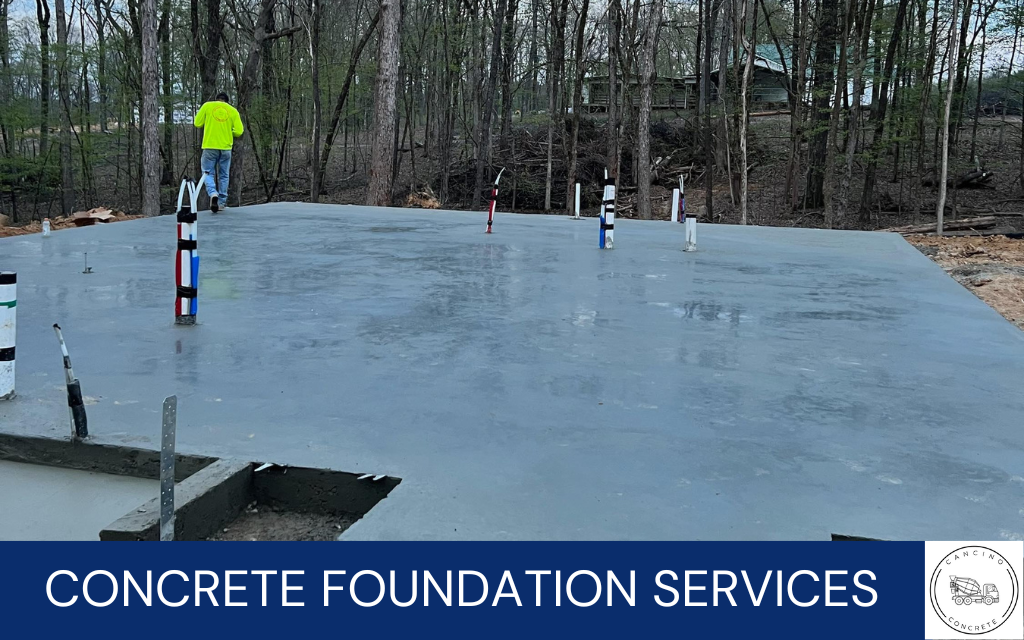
[{"xmin": 193, "ymin": 101, "xmax": 244, "ymax": 150}]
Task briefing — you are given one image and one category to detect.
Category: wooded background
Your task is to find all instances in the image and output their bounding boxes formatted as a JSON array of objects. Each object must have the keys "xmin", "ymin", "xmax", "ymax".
[{"xmin": 0, "ymin": 0, "xmax": 1022, "ymax": 229}]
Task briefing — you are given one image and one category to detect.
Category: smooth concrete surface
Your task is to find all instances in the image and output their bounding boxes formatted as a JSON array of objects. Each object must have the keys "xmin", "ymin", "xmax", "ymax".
[
  {"xmin": 1, "ymin": 204, "xmax": 1023, "ymax": 541},
  {"xmin": 0, "ymin": 460, "xmax": 157, "ymax": 540}
]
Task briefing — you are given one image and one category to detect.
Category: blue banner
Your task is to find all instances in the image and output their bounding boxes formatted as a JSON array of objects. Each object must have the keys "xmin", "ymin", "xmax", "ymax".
[{"xmin": 0, "ymin": 542, "xmax": 925, "ymax": 638}]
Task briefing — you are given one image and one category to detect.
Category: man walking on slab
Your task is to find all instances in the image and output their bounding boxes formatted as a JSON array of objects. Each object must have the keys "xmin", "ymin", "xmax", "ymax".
[{"xmin": 193, "ymin": 92, "xmax": 244, "ymax": 213}]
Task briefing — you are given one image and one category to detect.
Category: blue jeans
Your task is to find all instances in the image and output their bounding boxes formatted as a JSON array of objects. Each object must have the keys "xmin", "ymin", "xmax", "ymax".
[{"xmin": 200, "ymin": 149, "xmax": 231, "ymax": 201}]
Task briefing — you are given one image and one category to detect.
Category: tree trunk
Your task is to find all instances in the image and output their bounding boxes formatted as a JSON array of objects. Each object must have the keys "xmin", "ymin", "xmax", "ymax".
[
  {"xmin": 969, "ymin": 3, "xmax": 992, "ymax": 162},
  {"xmin": 1000, "ymin": 0, "xmax": 1019, "ymax": 149},
  {"xmin": 37, "ymin": 0, "xmax": 51, "ymax": 159},
  {"xmin": 607, "ymin": 0, "xmax": 619, "ymax": 181},
  {"xmin": 0, "ymin": 0, "xmax": 13, "ymax": 155},
  {"xmin": 473, "ymin": 0, "xmax": 508, "ymax": 209},
  {"xmin": 367, "ymin": 0, "xmax": 401, "ymax": 206},
  {"xmin": 55, "ymin": 0, "xmax": 74, "ymax": 215},
  {"xmin": 543, "ymin": 0, "xmax": 568, "ymax": 211},
  {"xmin": 701, "ymin": 0, "xmax": 717, "ymax": 221},
  {"xmin": 937, "ymin": 0, "xmax": 962, "ymax": 235},
  {"xmin": 159, "ymin": 0, "xmax": 174, "ymax": 185},
  {"xmin": 94, "ymin": 0, "xmax": 108, "ymax": 132},
  {"xmin": 318, "ymin": 9, "xmax": 381, "ymax": 195},
  {"xmin": 949, "ymin": 0, "xmax": 973, "ymax": 143},
  {"xmin": 141, "ymin": 0, "xmax": 160, "ymax": 216},
  {"xmin": 499, "ymin": 0, "xmax": 518, "ymax": 147},
  {"xmin": 309, "ymin": 0, "xmax": 322, "ymax": 201},
  {"xmin": 202, "ymin": 0, "xmax": 223, "ymax": 99},
  {"xmin": 636, "ymin": 0, "xmax": 664, "ymax": 220},
  {"xmin": 566, "ymin": 0, "xmax": 590, "ymax": 215},
  {"xmin": 529, "ymin": 0, "xmax": 539, "ymax": 111},
  {"xmin": 857, "ymin": 0, "xmax": 909, "ymax": 225},
  {"xmin": 229, "ymin": 0, "xmax": 280, "ymax": 207},
  {"xmin": 805, "ymin": 0, "xmax": 839, "ymax": 208},
  {"xmin": 912, "ymin": 0, "xmax": 940, "ymax": 224},
  {"xmin": 739, "ymin": 0, "xmax": 758, "ymax": 225}
]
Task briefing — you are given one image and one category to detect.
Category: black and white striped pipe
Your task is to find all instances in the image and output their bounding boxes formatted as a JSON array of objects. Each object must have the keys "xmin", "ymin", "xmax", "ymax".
[
  {"xmin": 175, "ymin": 179, "xmax": 200, "ymax": 325},
  {"xmin": 680, "ymin": 175, "xmax": 686, "ymax": 221},
  {"xmin": 599, "ymin": 175, "xmax": 616, "ymax": 249},
  {"xmin": 0, "ymin": 272, "xmax": 15, "ymax": 400},
  {"xmin": 53, "ymin": 324, "xmax": 87, "ymax": 439}
]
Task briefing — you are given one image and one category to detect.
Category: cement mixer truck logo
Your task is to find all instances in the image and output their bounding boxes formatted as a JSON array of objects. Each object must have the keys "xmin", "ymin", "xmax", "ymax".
[{"xmin": 929, "ymin": 545, "xmax": 1021, "ymax": 637}]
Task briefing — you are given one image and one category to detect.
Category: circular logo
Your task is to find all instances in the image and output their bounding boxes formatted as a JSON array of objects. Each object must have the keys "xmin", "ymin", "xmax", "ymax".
[{"xmin": 930, "ymin": 545, "xmax": 1020, "ymax": 635}]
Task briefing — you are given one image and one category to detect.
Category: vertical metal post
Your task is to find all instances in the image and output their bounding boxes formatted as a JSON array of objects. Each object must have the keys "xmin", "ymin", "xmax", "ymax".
[
  {"xmin": 160, "ymin": 395, "xmax": 177, "ymax": 542},
  {"xmin": 0, "ymin": 272, "xmax": 14, "ymax": 400},
  {"xmin": 670, "ymin": 188, "xmax": 680, "ymax": 223}
]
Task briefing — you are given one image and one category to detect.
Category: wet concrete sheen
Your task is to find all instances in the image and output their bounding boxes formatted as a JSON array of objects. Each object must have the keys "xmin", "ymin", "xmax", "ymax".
[
  {"xmin": 0, "ymin": 460, "xmax": 157, "ymax": 540},
  {"xmin": 1, "ymin": 204, "xmax": 1023, "ymax": 540}
]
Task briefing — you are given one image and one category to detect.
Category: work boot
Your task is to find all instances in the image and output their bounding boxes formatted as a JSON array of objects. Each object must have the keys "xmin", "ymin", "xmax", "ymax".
[{"xmin": 211, "ymin": 195, "xmax": 219, "ymax": 213}]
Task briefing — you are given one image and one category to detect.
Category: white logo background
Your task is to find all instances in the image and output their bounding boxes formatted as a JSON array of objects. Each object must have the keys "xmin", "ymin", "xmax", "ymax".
[{"xmin": 925, "ymin": 541, "xmax": 1024, "ymax": 639}]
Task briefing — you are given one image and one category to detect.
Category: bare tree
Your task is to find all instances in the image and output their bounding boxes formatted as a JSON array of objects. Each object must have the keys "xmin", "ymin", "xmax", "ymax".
[
  {"xmin": 36, "ymin": 0, "xmax": 51, "ymax": 158},
  {"xmin": 55, "ymin": 0, "xmax": 74, "ymax": 214},
  {"xmin": 473, "ymin": 0, "xmax": 508, "ymax": 210},
  {"xmin": 565, "ymin": 0, "xmax": 590, "ymax": 215},
  {"xmin": 607, "ymin": 0, "xmax": 620, "ymax": 186},
  {"xmin": 309, "ymin": 0, "xmax": 322, "ymax": 201},
  {"xmin": 636, "ymin": 0, "xmax": 664, "ymax": 220},
  {"xmin": 141, "ymin": 0, "xmax": 160, "ymax": 215},
  {"xmin": 857, "ymin": 0, "xmax": 910, "ymax": 225},
  {"xmin": 738, "ymin": 0, "xmax": 757, "ymax": 225},
  {"xmin": 937, "ymin": 0, "xmax": 962, "ymax": 235},
  {"xmin": 367, "ymin": 0, "xmax": 401, "ymax": 206},
  {"xmin": 159, "ymin": 0, "xmax": 173, "ymax": 184},
  {"xmin": 0, "ymin": 0, "xmax": 12, "ymax": 155},
  {"xmin": 90, "ymin": 0, "xmax": 109, "ymax": 133},
  {"xmin": 318, "ymin": 8, "xmax": 381, "ymax": 195},
  {"xmin": 543, "ymin": 0, "xmax": 568, "ymax": 211}
]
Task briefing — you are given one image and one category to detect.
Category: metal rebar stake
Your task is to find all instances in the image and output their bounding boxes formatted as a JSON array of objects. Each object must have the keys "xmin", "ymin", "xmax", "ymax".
[{"xmin": 160, "ymin": 395, "xmax": 177, "ymax": 542}]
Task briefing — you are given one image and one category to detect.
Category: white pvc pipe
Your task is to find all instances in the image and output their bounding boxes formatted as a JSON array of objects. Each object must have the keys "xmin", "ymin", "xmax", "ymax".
[
  {"xmin": 670, "ymin": 188, "xmax": 680, "ymax": 223},
  {"xmin": 0, "ymin": 272, "xmax": 15, "ymax": 400},
  {"xmin": 684, "ymin": 211, "xmax": 698, "ymax": 252},
  {"xmin": 574, "ymin": 183, "xmax": 581, "ymax": 219}
]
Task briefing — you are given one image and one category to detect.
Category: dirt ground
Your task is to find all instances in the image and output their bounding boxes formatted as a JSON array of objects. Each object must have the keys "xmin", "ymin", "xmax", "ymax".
[
  {"xmin": 206, "ymin": 503, "xmax": 358, "ymax": 541},
  {"xmin": 0, "ymin": 209, "xmax": 141, "ymax": 238},
  {"xmin": 909, "ymin": 234, "xmax": 1024, "ymax": 331}
]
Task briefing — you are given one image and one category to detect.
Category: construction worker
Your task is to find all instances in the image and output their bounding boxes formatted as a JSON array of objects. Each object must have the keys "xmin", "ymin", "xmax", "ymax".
[{"xmin": 193, "ymin": 92, "xmax": 244, "ymax": 213}]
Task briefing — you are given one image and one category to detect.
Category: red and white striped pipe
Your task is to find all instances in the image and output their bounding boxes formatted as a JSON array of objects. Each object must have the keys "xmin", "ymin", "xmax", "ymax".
[{"xmin": 175, "ymin": 179, "xmax": 200, "ymax": 325}]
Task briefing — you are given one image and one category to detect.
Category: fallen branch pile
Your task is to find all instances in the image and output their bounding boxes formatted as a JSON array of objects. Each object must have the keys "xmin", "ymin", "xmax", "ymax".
[{"xmin": 880, "ymin": 216, "xmax": 998, "ymax": 235}]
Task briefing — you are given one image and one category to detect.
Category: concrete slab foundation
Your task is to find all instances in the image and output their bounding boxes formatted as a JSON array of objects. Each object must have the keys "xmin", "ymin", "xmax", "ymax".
[
  {"xmin": 0, "ymin": 459, "xmax": 156, "ymax": 540},
  {"xmin": 2, "ymin": 204, "xmax": 1023, "ymax": 541}
]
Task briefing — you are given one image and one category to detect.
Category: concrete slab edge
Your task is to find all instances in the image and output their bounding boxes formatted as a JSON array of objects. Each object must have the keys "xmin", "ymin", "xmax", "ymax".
[
  {"xmin": 100, "ymin": 459, "xmax": 253, "ymax": 541},
  {"xmin": 0, "ymin": 433, "xmax": 215, "ymax": 481}
]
